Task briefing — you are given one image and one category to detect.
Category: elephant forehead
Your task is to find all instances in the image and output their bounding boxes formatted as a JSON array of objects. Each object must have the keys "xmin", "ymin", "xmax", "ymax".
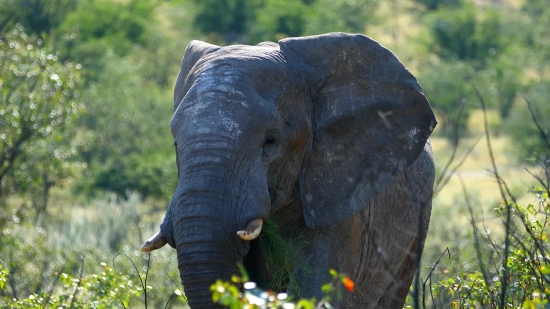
[
  {"xmin": 170, "ymin": 46, "xmax": 294, "ymax": 140},
  {"xmin": 171, "ymin": 88, "xmax": 278, "ymax": 139},
  {"xmin": 171, "ymin": 84, "xmax": 281, "ymax": 140},
  {"xmin": 196, "ymin": 64, "xmax": 254, "ymax": 99},
  {"xmin": 191, "ymin": 47, "xmax": 289, "ymax": 92}
]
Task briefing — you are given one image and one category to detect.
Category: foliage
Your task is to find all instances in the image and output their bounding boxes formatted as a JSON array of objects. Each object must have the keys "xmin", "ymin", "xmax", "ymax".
[
  {"xmin": 431, "ymin": 188, "xmax": 550, "ymax": 308},
  {"xmin": 0, "ymin": 192, "xmax": 185, "ymax": 308},
  {"xmin": 0, "ymin": 257, "xmax": 188, "ymax": 308},
  {"xmin": 414, "ymin": 0, "xmax": 541, "ymax": 134},
  {"xmin": 74, "ymin": 54, "xmax": 176, "ymax": 200},
  {"xmin": 249, "ymin": 0, "xmax": 310, "ymax": 42},
  {"xmin": 210, "ymin": 268, "xmax": 354, "ymax": 309},
  {"xmin": 190, "ymin": 0, "xmax": 252, "ymax": 43},
  {"xmin": 0, "ymin": 262, "xmax": 145, "ymax": 308},
  {"xmin": 0, "ymin": 24, "xmax": 84, "ymax": 208},
  {"xmin": 428, "ymin": 2, "xmax": 501, "ymax": 66},
  {"xmin": 416, "ymin": 60, "xmax": 473, "ymax": 136},
  {"xmin": 504, "ymin": 91, "xmax": 550, "ymax": 161},
  {"xmin": 59, "ymin": 0, "xmax": 157, "ymax": 60},
  {"xmin": 182, "ymin": 0, "xmax": 379, "ymax": 44},
  {"xmin": 302, "ymin": 0, "xmax": 378, "ymax": 35},
  {"xmin": 0, "ymin": 0, "xmax": 79, "ymax": 36},
  {"xmin": 1, "ymin": 0, "xmax": 550, "ymax": 308},
  {"xmin": 259, "ymin": 219, "xmax": 308, "ymax": 293},
  {"xmin": 412, "ymin": 0, "xmax": 462, "ymax": 11}
]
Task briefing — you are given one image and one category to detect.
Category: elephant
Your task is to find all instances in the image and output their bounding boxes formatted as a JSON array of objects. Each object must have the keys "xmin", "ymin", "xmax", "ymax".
[{"xmin": 141, "ymin": 32, "xmax": 437, "ymax": 309}]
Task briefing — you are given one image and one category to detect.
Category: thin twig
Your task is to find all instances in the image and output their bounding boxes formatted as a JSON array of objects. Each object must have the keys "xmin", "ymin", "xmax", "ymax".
[
  {"xmin": 43, "ymin": 265, "xmax": 66, "ymax": 309},
  {"xmin": 470, "ymin": 83, "xmax": 510, "ymax": 309},
  {"xmin": 434, "ymin": 135, "xmax": 483, "ymax": 196},
  {"xmin": 112, "ymin": 253, "xmax": 150, "ymax": 309},
  {"xmin": 68, "ymin": 255, "xmax": 84, "ymax": 309},
  {"xmin": 524, "ymin": 167, "xmax": 550, "ymax": 197},
  {"xmin": 0, "ymin": 259, "xmax": 17, "ymax": 300},
  {"xmin": 7, "ymin": 248, "xmax": 18, "ymax": 300},
  {"xmin": 433, "ymin": 101, "xmax": 466, "ymax": 194},
  {"xmin": 458, "ymin": 275, "xmax": 482, "ymax": 309},
  {"xmin": 163, "ymin": 293, "xmax": 175, "ymax": 309},
  {"xmin": 500, "ymin": 178, "xmax": 548, "ymax": 259},
  {"xmin": 522, "ymin": 94, "xmax": 550, "ymax": 151},
  {"xmin": 112, "ymin": 288, "xmax": 129, "ymax": 309},
  {"xmin": 508, "ymin": 231, "xmax": 550, "ymax": 287},
  {"xmin": 421, "ymin": 247, "xmax": 450, "ymax": 309},
  {"xmin": 144, "ymin": 254, "xmax": 150, "ymax": 309},
  {"xmin": 460, "ymin": 177, "xmax": 491, "ymax": 287},
  {"xmin": 480, "ymin": 210, "xmax": 503, "ymax": 261},
  {"xmin": 166, "ymin": 272, "xmax": 187, "ymax": 303}
]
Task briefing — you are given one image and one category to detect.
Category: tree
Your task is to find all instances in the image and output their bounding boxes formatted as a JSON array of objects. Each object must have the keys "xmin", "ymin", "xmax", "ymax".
[
  {"xmin": 0, "ymin": 24, "xmax": 84, "ymax": 219},
  {"xmin": 182, "ymin": 0, "xmax": 380, "ymax": 45},
  {"xmin": 303, "ymin": 0, "xmax": 379, "ymax": 35},
  {"xmin": 429, "ymin": 3, "xmax": 501, "ymax": 67},
  {"xmin": 191, "ymin": 0, "xmax": 252, "ymax": 43},
  {"xmin": 74, "ymin": 54, "xmax": 176, "ymax": 200},
  {"xmin": 0, "ymin": 0, "xmax": 79, "ymax": 36},
  {"xmin": 55, "ymin": 0, "xmax": 151, "ymax": 84},
  {"xmin": 412, "ymin": 0, "xmax": 462, "ymax": 11}
]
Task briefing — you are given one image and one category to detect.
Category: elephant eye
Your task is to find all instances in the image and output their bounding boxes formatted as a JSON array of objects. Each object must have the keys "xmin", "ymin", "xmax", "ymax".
[
  {"xmin": 264, "ymin": 136, "xmax": 277, "ymax": 145},
  {"xmin": 262, "ymin": 133, "xmax": 279, "ymax": 159}
]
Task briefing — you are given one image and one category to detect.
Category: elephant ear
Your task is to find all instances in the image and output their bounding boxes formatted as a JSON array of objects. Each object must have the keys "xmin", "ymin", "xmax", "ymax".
[
  {"xmin": 174, "ymin": 40, "xmax": 220, "ymax": 111},
  {"xmin": 279, "ymin": 33, "xmax": 437, "ymax": 228}
]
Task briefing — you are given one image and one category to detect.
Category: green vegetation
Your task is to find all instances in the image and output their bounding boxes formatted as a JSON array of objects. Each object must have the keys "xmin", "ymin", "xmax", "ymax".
[
  {"xmin": 413, "ymin": 187, "xmax": 550, "ymax": 308},
  {"xmin": 210, "ymin": 268, "xmax": 354, "ymax": 309},
  {"xmin": 1, "ymin": 262, "xmax": 151, "ymax": 308},
  {"xmin": 260, "ymin": 219, "xmax": 309, "ymax": 293},
  {"xmin": 0, "ymin": 0, "xmax": 549, "ymax": 308},
  {"xmin": 0, "ymin": 24, "xmax": 84, "ymax": 220}
]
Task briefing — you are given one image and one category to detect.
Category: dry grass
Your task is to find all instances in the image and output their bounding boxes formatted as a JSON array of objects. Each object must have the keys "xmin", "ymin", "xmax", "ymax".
[
  {"xmin": 421, "ymin": 108, "xmax": 543, "ymax": 280},
  {"xmin": 432, "ymin": 108, "xmax": 538, "ymax": 205}
]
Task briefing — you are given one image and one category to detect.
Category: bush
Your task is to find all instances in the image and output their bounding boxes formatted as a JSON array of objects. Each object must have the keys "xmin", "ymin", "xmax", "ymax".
[
  {"xmin": 0, "ymin": 262, "xmax": 145, "ymax": 308},
  {"xmin": 0, "ymin": 193, "xmax": 184, "ymax": 308},
  {"xmin": 0, "ymin": 24, "xmax": 84, "ymax": 222},
  {"xmin": 431, "ymin": 188, "xmax": 550, "ymax": 308}
]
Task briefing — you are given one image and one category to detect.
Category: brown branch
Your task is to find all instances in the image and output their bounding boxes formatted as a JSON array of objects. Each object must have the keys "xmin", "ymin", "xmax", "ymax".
[
  {"xmin": 470, "ymin": 83, "xmax": 511, "ymax": 309},
  {"xmin": 0, "ymin": 129, "xmax": 33, "ymax": 186},
  {"xmin": 460, "ymin": 177, "xmax": 491, "ymax": 287},
  {"xmin": 434, "ymin": 135, "xmax": 483, "ymax": 196},
  {"xmin": 68, "ymin": 255, "xmax": 84, "ymax": 309},
  {"xmin": 522, "ymin": 94, "xmax": 550, "ymax": 151}
]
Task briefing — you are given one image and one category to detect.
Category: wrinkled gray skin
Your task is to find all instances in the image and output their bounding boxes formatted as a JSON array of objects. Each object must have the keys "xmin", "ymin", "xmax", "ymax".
[{"xmin": 143, "ymin": 33, "xmax": 437, "ymax": 309}]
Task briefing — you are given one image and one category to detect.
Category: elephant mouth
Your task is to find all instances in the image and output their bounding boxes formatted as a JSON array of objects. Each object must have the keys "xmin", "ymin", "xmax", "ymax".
[
  {"xmin": 242, "ymin": 237, "xmax": 270, "ymax": 288},
  {"xmin": 240, "ymin": 219, "xmax": 304, "ymax": 293}
]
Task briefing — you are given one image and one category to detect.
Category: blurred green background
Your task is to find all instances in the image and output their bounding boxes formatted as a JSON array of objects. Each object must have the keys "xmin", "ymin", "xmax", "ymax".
[{"xmin": 0, "ymin": 0, "xmax": 549, "ymax": 308}]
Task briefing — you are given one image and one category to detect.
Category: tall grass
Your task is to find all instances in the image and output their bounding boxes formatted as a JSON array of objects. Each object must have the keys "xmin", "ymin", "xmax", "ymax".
[
  {"xmin": 0, "ymin": 192, "xmax": 187, "ymax": 308},
  {"xmin": 407, "ymin": 93, "xmax": 550, "ymax": 308}
]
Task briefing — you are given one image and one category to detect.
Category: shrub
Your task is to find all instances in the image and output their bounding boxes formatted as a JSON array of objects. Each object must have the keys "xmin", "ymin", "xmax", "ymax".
[
  {"xmin": 0, "ymin": 262, "xmax": 144, "ymax": 308},
  {"xmin": 431, "ymin": 188, "xmax": 550, "ymax": 308}
]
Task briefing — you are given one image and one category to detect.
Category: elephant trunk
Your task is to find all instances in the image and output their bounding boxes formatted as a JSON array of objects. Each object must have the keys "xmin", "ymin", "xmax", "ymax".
[
  {"xmin": 171, "ymin": 192, "xmax": 248, "ymax": 308},
  {"xmin": 158, "ymin": 129, "xmax": 271, "ymax": 307},
  {"xmin": 164, "ymin": 151, "xmax": 251, "ymax": 307},
  {"xmin": 177, "ymin": 244, "xmax": 238, "ymax": 309}
]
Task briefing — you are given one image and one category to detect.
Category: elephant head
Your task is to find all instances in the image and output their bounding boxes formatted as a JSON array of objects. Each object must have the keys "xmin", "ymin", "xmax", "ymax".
[{"xmin": 142, "ymin": 33, "xmax": 436, "ymax": 308}]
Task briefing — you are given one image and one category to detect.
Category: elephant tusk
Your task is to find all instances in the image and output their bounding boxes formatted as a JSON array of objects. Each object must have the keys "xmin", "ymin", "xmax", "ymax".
[
  {"xmin": 237, "ymin": 218, "xmax": 264, "ymax": 241},
  {"xmin": 141, "ymin": 230, "xmax": 168, "ymax": 252}
]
